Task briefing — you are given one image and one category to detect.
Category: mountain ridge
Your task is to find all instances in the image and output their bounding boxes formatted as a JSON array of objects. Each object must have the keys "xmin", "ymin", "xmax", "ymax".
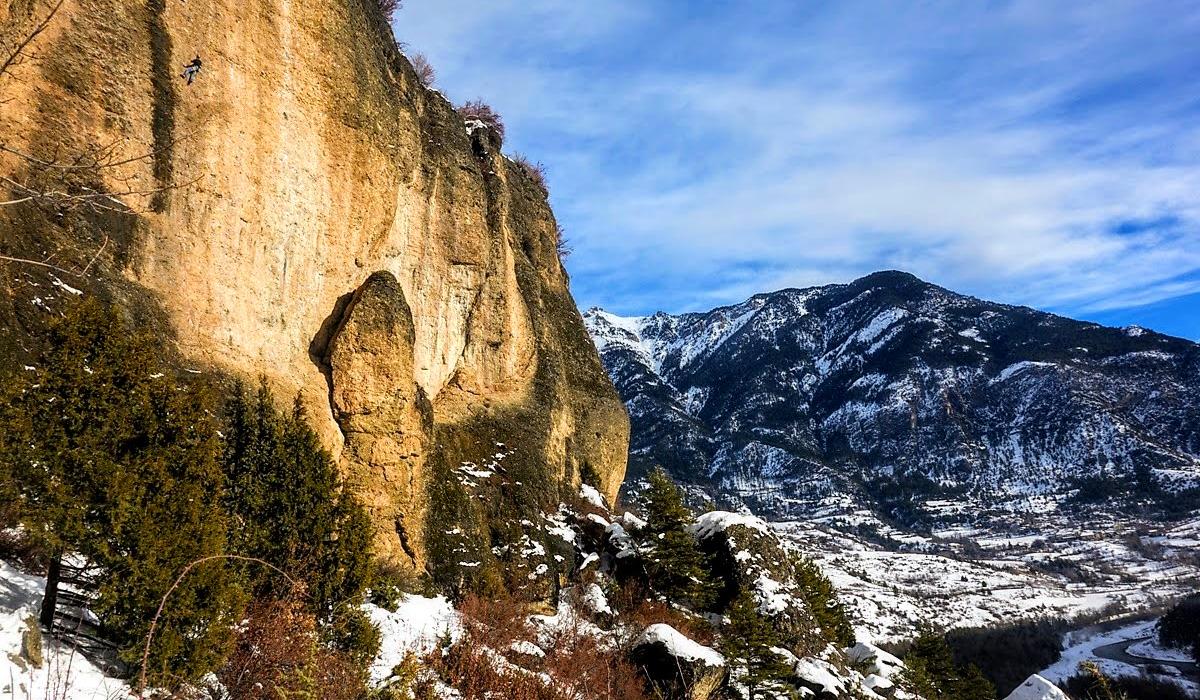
[{"xmin": 586, "ymin": 270, "xmax": 1200, "ymax": 523}]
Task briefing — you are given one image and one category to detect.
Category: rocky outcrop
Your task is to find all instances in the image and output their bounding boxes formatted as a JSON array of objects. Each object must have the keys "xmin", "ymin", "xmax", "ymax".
[
  {"xmin": 631, "ymin": 624, "xmax": 726, "ymax": 700},
  {"xmin": 691, "ymin": 511, "xmax": 854, "ymax": 657},
  {"xmin": 0, "ymin": 0, "xmax": 627, "ymax": 569},
  {"xmin": 324, "ymin": 271, "xmax": 433, "ymax": 566}
]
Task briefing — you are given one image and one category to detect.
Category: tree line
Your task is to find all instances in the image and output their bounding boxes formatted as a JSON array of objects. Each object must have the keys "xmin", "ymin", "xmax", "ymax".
[{"xmin": 0, "ymin": 298, "xmax": 376, "ymax": 690}]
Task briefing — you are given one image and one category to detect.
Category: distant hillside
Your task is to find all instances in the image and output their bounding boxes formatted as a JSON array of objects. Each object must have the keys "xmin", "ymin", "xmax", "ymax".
[{"xmin": 586, "ymin": 271, "xmax": 1200, "ymax": 522}]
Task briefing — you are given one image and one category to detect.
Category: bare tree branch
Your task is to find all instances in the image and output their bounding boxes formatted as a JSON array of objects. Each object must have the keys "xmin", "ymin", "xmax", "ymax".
[
  {"xmin": 136, "ymin": 555, "xmax": 298, "ymax": 695},
  {"xmin": 0, "ymin": 138, "xmax": 189, "ymax": 172},
  {"xmin": 0, "ymin": 0, "xmax": 202, "ymax": 282},
  {"xmin": 79, "ymin": 235, "xmax": 108, "ymax": 275},
  {"xmin": 0, "ymin": 172, "xmax": 204, "ymax": 211},
  {"xmin": 0, "ymin": 253, "xmax": 83, "ymax": 276},
  {"xmin": 0, "ymin": 0, "xmax": 66, "ymax": 81}
]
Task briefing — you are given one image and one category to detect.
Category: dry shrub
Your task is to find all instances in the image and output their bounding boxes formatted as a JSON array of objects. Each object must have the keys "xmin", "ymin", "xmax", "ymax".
[
  {"xmin": 217, "ymin": 599, "xmax": 367, "ymax": 700},
  {"xmin": 0, "ymin": 509, "xmax": 46, "ymax": 570},
  {"xmin": 511, "ymin": 154, "xmax": 548, "ymax": 193},
  {"xmin": 458, "ymin": 100, "xmax": 506, "ymax": 144},
  {"xmin": 614, "ymin": 584, "xmax": 716, "ymax": 647},
  {"xmin": 376, "ymin": 0, "xmax": 401, "ymax": 19},
  {"xmin": 540, "ymin": 610, "xmax": 649, "ymax": 699},
  {"xmin": 555, "ymin": 224, "xmax": 572, "ymax": 260},
  {"xmin": 410, "ymin": 53, "xmax": 435, "ymax": 88},
  {"xmin": 420, "ymin": 591, "xmax": 650, "ymax": 699},
  {"xmin": 459, "ymin": 592, "xmax": 534, "ymax": 644}
]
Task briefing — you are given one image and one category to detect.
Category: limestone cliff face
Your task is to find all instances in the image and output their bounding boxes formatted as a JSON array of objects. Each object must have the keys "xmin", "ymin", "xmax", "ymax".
[{"xmin": 0, "ymin": 0, "xmax": 628, "ymax": 568}]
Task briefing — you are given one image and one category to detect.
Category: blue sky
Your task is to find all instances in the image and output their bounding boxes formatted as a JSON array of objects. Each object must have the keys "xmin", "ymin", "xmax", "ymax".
[{"xmin": 395, "ymin": 1, "xmax": 1200, "ymax": 340}]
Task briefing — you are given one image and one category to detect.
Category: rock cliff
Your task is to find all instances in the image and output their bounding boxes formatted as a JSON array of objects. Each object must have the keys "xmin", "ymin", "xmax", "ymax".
[{"xmin": 0, "ymin": 0, "xmax": 628, "ymax": 570}]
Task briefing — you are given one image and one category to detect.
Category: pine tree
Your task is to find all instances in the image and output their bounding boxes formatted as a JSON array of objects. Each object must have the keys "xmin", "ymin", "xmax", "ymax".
[
  {"xmin": 722, "ymin": 588, "xmax": 792, "ymax": 699},
  {"xmin": 0, "ymin": 298, "xmax": 243, "ymax": 682},
  {"xmin": 901, "ymin": 629, "xmax": 996, "ymax": 700},
  {"xmin": 0, "ymin": 299, "xmax": 142, "ymax": 627},
  {"xmin": 220, "ymin": 380, "xmax": 375, "ymax": 656},
  {"xmin": 639, "ymin": 467, "xmax": 717, "ymax": 609},
  {"xmin": 95, "ymin": 379, "xmax": 244, "ymax": 679},
  {"xmin": 1158, "ymin": 594, "xmax": 1200, "ymax": 661},
  {"xmin": 790, "ymin": 555, "xmax": 855, "ymax": 648}
]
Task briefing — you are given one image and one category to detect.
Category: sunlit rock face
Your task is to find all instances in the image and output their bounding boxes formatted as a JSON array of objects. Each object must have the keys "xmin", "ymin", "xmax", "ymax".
[{"xmin": 0, "ymin": 0, "xmax": 628, "ymax": 569}]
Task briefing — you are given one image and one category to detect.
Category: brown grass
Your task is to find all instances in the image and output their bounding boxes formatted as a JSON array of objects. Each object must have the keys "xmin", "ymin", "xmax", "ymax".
[{"xmin": 217, "ymin": 599, "xmax": 368, "ymax": 700}]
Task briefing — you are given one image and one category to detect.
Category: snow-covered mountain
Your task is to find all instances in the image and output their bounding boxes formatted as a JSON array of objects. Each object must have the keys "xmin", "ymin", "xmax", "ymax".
[{"xmin": 584, "ymin": 271, "xmax": 1200, "ymax": 522}]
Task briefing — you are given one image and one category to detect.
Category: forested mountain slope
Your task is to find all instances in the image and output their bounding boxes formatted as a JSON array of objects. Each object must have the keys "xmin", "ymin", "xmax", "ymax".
[{"xmin": 586, "ymin": 271, "xmax": 1200, "ymax": 521}]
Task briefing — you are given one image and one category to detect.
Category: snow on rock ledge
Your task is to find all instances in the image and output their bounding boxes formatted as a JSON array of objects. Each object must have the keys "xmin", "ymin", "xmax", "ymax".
[
  {"xmin": 637, "ymin": 624, "xmax": 725, "ymax": 667},
  {"xmin": 690, "ymin": 511, "xmax": 770, "ymax": 540},
  {"xmin": 846, "ymin": 641, "xmax": 904, "ymax": 679},
  {"xmin": 792, "ymin": 657, "xmax": 847, "ymax": 697},
  {"xmin": 633, "ymin": 624, "xmax": 726, "ymax": 700},
  {"xmin": 1003, "ymin": 674, "xmax": 1071, "ymax": 700}
]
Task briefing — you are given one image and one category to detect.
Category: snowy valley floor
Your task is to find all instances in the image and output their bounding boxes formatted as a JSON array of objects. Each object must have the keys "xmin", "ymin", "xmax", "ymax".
[{"xmin": 777, "ymin": 509, "xmax": 1200, "ymax": 643}]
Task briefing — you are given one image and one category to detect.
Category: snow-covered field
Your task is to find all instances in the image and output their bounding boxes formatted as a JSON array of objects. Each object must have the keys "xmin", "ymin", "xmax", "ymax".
[{"xmin": 776, "ymin": 511, "xmax": 1200, "ymax": 643}]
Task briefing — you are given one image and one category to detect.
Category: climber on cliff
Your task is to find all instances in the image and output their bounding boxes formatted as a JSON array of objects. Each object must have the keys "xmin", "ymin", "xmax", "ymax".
[{"xmin": 181, "ymin": 55, "xmax": 202, "ymax": 85}]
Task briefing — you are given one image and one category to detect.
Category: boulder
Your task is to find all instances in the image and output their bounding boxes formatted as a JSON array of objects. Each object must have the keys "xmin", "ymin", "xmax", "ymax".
[{"xmin": 631, "ymin": 624, "xmax": 726, "ymax": 700}]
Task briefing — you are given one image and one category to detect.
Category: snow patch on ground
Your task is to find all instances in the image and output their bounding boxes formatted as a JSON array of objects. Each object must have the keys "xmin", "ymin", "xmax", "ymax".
[
  {"xmin": 1040, "ymin": 618, "xmax": 1199, "ymax": 694},
  {"xmin": 992, "ymin": 361, "xmax": 1056, "ymax": 383},
  {"xmin": 367, "ymin": 594, "xmax": 461, "ymax": 685},
  {"xmin": 1, "ymin": 560, "xmax": 132, "ymax": 699},
  {"xmin": 1127, "ymin": 635, "xmax": 1195, "ymax": 663}
]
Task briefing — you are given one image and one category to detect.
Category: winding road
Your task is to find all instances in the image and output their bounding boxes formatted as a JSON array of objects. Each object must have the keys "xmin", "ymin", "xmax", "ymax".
[{"xmin": 1093, "ymin": 636, "xmax": 1199, "ymax": 680}]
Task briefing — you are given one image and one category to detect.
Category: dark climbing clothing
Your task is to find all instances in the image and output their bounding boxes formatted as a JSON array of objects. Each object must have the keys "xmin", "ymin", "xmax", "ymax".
[{"xmin": 182, "ymin": 56, "xmax": 202, "ymax": 85}]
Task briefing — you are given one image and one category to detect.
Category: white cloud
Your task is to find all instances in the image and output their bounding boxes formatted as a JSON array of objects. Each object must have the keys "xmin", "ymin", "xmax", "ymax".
[{"xmin": 396, "ymin": 1, "xmax": 1200, "ymax": 320}]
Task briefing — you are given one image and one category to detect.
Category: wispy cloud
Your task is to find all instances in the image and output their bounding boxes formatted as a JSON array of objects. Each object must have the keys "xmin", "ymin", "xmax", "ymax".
[{"xmin": 396, "ymin": 1, "xmax": 1200, "ymax": 334}]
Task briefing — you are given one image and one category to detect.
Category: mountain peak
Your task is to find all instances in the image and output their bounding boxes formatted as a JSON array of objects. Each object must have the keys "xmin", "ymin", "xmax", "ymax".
[{"xmin": 854, "ymin": 269, "xmax": 925, "ymax": 287}]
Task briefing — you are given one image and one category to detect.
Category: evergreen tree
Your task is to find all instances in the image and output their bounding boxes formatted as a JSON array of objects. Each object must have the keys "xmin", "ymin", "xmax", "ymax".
[
  {"xmin": 639, "ymin": 467, "xmax": 717, "ymax": 609},
  {"xmin": 722, "ymin": 588, "xmax": 792, "ymax": 699},
  {"xmin": 1158, "ymin": 594, "xmax": 1200, "ymax": 661},
  {"xmin": 789, "ymin": 555, "xmax": 855, "ymax": 648},
  {"xmin": 0, "ymin": 299, "xmax": 142, "ymax": 627},
  {"xmin": 901, "ymin": 629, "xmax": 996, "ymax": 700},
  {"xmin": 0, "ymin": 298, "xmax": 243, "ymax": 682},
  {"xmin": 95, "ymin": 378, "xmax": 244, "ymax": 678},
  {"xmin": 221, "ymin": 380, "xmax": 375, "ymax": 655}
]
